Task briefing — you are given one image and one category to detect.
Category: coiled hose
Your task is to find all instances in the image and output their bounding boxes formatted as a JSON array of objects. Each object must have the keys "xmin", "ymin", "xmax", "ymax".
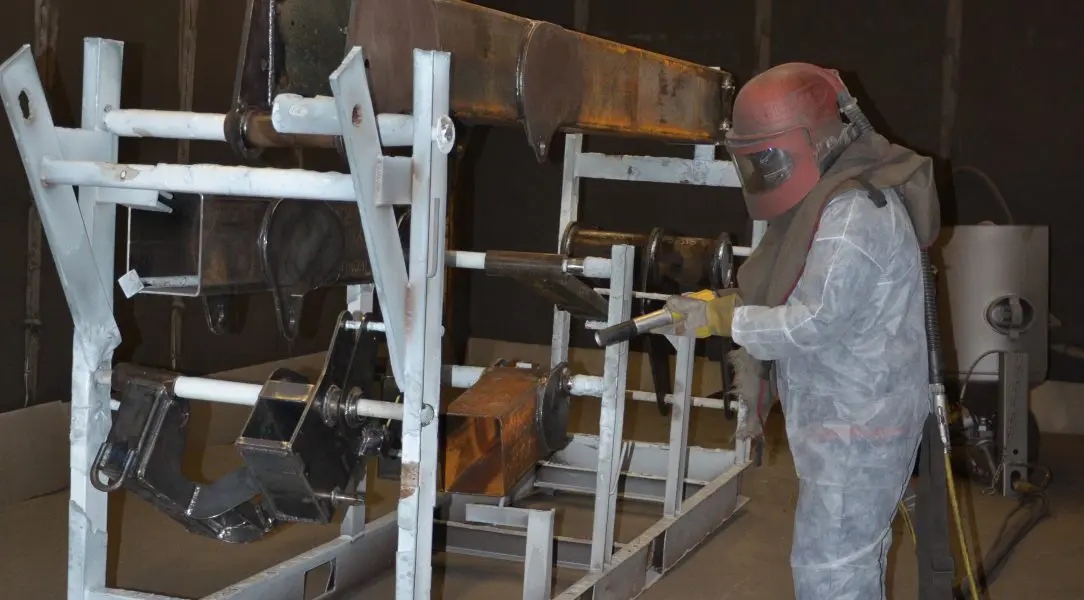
[{"xmin": 838, "ymin": 89, "xmax": 980, "ymax": 600}]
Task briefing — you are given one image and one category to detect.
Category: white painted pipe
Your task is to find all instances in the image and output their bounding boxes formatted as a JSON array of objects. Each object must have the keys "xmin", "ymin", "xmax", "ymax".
[
  {"xmin": 173, "ymin": 376, "xmax": 263, "ymax": 405},
  {"xmin": 570, "ymin": 375, "xmax": 605, "ymax": 397},
  {"xmin": 103, "ymin": 109, "xmax": 226, "ymax": 141},
  {"xmin": 581, "ymin": 257, "xmax": 613, "ymax": 278},
  {"xmin": 353, "ymin": 398, "xmax": 404, "ymax": 421},
  {"xmin": 108, "ymin": 371, "xmax": 697, "ymax": 411},
  {"xmin": 445, "ymin": 250, "xmax": 613, "ymax": 279},
  {"xmin": 271, "ymin": 94, "xmax": 338, "ymax": 136},
  {"xmin": 103, "ymin": 104, "xmax": 415, "ymax": 147},
  {"xmin": 270, "ymin": 94, "xmax": 414, "ymax": 147},
  {"xmin": 444, "ymin": 365, "xmax": 484, "ymax": 389},
  {"xmin": 445, "ymin": 250, "xmax": 487, "ymax": 270},
  {"xmin": 41, "ymin": 158, "xmax": 356, "ymax": 202},
  {"xmin": 627, "ymin": 389, "xmax": 731, "ymax": 411},
  {"xmin": 440, "ymin": 364, "xmax": 603, "ymax": 397}
]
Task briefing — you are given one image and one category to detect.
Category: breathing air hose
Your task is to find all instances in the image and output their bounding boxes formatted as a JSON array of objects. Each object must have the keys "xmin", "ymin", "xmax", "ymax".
[{"xmin": 837, "ymin": 90, "xmax": 980, "ymax": 600}]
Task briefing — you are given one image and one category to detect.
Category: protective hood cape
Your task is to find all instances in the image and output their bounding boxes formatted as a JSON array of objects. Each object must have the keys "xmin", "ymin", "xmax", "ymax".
[{"xmin": 731, "ymin": 132, "xmax": 941, "ymax": 440}]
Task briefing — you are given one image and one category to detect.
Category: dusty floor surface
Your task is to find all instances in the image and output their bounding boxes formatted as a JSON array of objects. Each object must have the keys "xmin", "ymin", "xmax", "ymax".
[{"xmin": 2, "ymin": 400, "xmax": 1082, "ymax": 599}]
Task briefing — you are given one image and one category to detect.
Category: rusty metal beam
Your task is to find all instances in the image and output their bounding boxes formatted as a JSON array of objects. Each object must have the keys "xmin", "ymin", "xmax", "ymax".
[{"xmin": 349, "ymin": 0, "xmax": 735, "ymax": 160}]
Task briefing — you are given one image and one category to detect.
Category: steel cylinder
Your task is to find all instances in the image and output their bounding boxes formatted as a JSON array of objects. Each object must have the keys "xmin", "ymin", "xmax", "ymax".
[{"xmin": 560, "ymin": 222, "xmax": 734, "ymax": 292}]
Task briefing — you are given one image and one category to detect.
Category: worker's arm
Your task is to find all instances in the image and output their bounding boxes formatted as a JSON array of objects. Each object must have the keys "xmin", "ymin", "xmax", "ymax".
[{"xmin": 731, "ymin": 189, "xmax": 892, "ymax": 361}]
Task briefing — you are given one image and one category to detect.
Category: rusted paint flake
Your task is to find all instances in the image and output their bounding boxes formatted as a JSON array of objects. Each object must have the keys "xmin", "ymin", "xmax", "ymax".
[{"xmin": 399, "ymin": 461, "xmax": 419, "ymax": 499}]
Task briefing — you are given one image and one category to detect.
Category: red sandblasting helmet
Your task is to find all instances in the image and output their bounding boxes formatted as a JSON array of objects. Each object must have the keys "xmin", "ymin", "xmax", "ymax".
[{"xmin": 724, "ymin": 63, "xmax": 850, "ymax": 220}]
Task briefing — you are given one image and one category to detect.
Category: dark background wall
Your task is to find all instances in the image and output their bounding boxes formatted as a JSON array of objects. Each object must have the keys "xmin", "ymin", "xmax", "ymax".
[{"xmin": 0, "ymin": 0, "xmax": 1080, "ymax": 412}]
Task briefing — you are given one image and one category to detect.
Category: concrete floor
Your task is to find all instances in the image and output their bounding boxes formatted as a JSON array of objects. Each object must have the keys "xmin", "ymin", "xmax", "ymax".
[{"xmin": 3, "ymin": 399, "xmax": 1082, "ymax": 599}]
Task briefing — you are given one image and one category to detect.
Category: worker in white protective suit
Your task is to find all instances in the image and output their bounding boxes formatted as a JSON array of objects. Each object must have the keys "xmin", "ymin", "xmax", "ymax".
[{"xmin": 658, "ymin": 63, "xmax": 945, "ymax": 599}]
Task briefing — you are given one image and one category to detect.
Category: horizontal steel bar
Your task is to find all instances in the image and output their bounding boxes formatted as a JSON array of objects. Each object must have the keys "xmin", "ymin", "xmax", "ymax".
[
  {"xmin": 89, "ymin": 589, "xmax": 179, "ymax": 600},
  {"xmin": 553, "ymin": 464, "xmax": 747, "ymax": 599},
  {"xmin": 464, "ymin": 504, "xmax": 534, "ymax": 528},
  {"xmin": 103, "ymin": 366, "xmax": 605, "ymax": 409},
  {"xmin": 628, "ymin": 389, "xmax": 731, "ymax": 411},
  {"xmin": 103, "ymin": 109, "xmax": 225, "ymax": 141},
  {"xmin": 446, "ymin": 250, "xmax": 613, "ymax": 278},
  {"xmin": 271, "ymin": 94, "xmax": 415, "ymax": 147},
  {"xmin": 173, "ymin": 376, "xmax": 262, "ymax": 405},
  {"xmin": 575, "ymin": 152, "xmax": 742, "ymax": 188},
  {"xmin": 354, "ymin": 397, "xmax": 404, "ymax": 421},
  {"xmin": 555, "ymin": 434, "xmax": 736, "ymax": 484},
  {"xmin": 41, "ymin": 158, "xmax": 356, "ymax": 202},
  {"xmin": 102, "ymin": 105, "xmax": 415, "ymax": 147},
  {"xmin": 439, "ymin": 520, "xmax": 608, "ymax": 571},
  {"xmin": 447, "ymin": 365, "xmax": 604, "ymax": 396},
  {"xmin": 202, "ymin": 510, "xmax": 397, "ymax": 599},
  {"xmin": 533, "ymin": 462, "xmax": 705, "ymax": 504}
]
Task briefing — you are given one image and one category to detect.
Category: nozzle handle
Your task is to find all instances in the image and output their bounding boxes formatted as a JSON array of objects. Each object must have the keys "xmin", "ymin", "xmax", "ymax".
[{"xmin": 594, "ymin": 320, "xmax": 639, "ymax": 347}]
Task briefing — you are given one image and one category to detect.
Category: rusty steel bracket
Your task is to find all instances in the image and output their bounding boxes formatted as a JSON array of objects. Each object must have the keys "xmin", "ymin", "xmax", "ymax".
[
  {"xmin": 127, "ymin": 193, "xmax": 373, "ymax": 340},
  {"xmin": 349, "ymin": 0, "xmax": 735, "ymax": 161},
  {"xmin": 484, "ymin": 250, "xmax": 608, "ymax": 321},
  {"xmin": 442, "ymin": 361, "xmax": 571, "ymax": 497},
  {"xmin": 228, "ymin": 0, "xmax": 348, "ymax": 162},
  {"xmin": 228, "ymin": 0, "xmax": 735, "ymax": 161},
  {"xmin": 91, "ymin": 365, "xmax": 275, "ymax": 543}
]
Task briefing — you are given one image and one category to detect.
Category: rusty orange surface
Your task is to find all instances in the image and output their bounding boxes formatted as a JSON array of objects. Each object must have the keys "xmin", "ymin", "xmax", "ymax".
[{"xmin": 441, "ymin": 366, "xmax": 543, "ymax": 497}]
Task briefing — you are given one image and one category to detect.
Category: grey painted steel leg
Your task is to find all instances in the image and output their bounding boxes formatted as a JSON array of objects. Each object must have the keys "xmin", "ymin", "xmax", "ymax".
[
  {"xmin": 465, "ymin": 505, "xmax": 556, "ymax": 600},
  {"xmin": 590, "ymin": 245, "xmax": 635, "ymax": 570},
  {"xmin": 551, "ymin": 133, "xmax": 583, "ymax": 369},
  {"xmin": 328, "ymin": 47, "xmax": 409, "ymax": 384},
  {"xmin": 663, "ymin": 336, "xmax": 695, "ymax": 517},
  {"xmin": 0, "ymin": 41, "xmax": 123, "ymax": 600},
  {"xmin": 525, "ymin": 510, "xmax": 557, "ymax": 600},
  {"xmin": 330, "ymin": 46, "xmax": 451, "ymax": 600},
  {"xmin": 407, "ymin": 48, "xmax": 452, "ymax": 600}
]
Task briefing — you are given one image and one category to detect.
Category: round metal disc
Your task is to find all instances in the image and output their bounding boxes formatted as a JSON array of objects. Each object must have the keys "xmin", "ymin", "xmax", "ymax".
[{"xmin": 536, "ymin": 362, "xmax": 572, "ymax": 454}]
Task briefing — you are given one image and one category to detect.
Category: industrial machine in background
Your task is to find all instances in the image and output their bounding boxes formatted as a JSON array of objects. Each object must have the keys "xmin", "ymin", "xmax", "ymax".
[
  {"xmin": 1, "ymin": 0, "xmax": 755, "ymax": 598},
  {"xmin": 935, "ymin": 225, "xmax": 1050, "ymax": 495}
]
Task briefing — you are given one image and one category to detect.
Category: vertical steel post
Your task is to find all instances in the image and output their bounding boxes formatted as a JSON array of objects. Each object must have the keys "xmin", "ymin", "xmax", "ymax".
[
  {"xmin": 589, "ymin": 244, "xmax": 635, "ymax": 569},
  {"xmin": 663, "ymin": 335, "xmax": 695, "ymax": 517},
  {"xmin": 1, "ymin": 41, "xmax": 123, "ymax": 600},
  {"xmin": 406, "ymin": 48, "xmax": 451, "ymax": 599},
  {"xmin": 551, "ymin": 132, "xmax": 583, "ymax": 369},
  {"xmin": 74, "ymin": 39, "xmax": 124, "ymax": 600},
  {"xmin": 329, "ymin": 48, "xmax": 410, "ymax": 384},
  {"xmin": 998, "ymin": 351, "xmax": 1029, "ymax": 497},
  {"xmin": 524, "ymin": 509, "xmax": 556, "ymax": 600}
]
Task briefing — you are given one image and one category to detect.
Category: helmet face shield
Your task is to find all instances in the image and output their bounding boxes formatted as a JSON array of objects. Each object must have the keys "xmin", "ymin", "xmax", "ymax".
[
  {"xmin": 725, "ymin": 127, "xmax": 821, "ymax": 220},
  {"xmin": 732, "ymin": 146, "xmax": 795, "ymax": 194}
]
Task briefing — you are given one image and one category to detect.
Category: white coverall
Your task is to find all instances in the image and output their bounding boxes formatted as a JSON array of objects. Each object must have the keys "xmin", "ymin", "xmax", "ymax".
[{"xmin": 731, "ymin": 187, "xmax": 930, "ymax": 599}]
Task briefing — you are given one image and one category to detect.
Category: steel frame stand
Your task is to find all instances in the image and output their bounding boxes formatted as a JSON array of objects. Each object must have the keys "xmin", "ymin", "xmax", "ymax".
[
  {"xmin": 997, "ymin": 351, "xmax": 1029, "ymax": 497},
  {"xmin": 1, "ymin": 36, "xmax": 758, "ymax": 600}
]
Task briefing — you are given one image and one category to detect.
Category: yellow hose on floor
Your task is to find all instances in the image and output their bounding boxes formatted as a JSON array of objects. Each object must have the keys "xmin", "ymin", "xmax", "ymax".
[{"xmin": 945, "ymin": 453, "xmax": 980, "ymax": 600}]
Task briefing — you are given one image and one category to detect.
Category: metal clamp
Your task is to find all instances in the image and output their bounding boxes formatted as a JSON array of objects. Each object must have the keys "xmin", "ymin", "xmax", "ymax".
[{"xmin": 92, "ymin": 365, "xmax": 275, "ymax": 543}]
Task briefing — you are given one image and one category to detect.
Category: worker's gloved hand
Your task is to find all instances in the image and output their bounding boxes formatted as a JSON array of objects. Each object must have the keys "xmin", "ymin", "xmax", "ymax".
[{"xmin": 658, "ymin": 288, "xmax": 742, "ymax": 338}]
